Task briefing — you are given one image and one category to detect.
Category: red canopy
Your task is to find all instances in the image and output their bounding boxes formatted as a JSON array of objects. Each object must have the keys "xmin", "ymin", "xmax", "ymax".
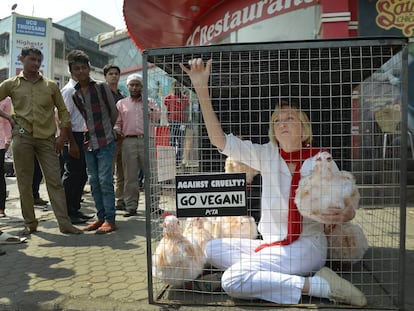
[{"xmin": 123, "ymin": 0, "xmax": 223, "ymax": 51}]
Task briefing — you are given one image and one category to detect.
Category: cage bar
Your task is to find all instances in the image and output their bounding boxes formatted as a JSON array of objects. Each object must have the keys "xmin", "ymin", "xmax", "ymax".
[{"xmin": 142, "ymin": 38, "xmax": 407, "ymax": 309}]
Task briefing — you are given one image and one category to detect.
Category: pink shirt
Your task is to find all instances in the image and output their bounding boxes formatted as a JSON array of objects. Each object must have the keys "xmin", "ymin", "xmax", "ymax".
[
  {"xmin": 114, "ymin": 96, "xmax": 160, "ymax": 137},
  {"xmin": 0, "ymin": 97, "xmax": 12, "ymax": 149}
]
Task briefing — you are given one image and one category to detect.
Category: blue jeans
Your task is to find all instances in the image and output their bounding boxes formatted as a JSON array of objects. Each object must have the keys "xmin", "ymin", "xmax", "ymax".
[
  {"xmin": 85, "ymin": 141, "xmax": 116, "ymax": 223},
  {"xmin": 169, "ymin": 121, "xmax": 185, "ymax": 163}
]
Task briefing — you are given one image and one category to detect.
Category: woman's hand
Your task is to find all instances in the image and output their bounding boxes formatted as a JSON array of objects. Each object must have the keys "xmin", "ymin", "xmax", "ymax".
[
  {"xmin": 179, "ymin": 58, "xmax": 212, "ymax": 90},
  {"xmin": 320, "ymin": 205, "xmax": 356, "ymax": 224}
]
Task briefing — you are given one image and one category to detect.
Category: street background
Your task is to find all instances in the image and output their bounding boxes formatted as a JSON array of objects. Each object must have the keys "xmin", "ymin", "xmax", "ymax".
[{"xmin": 0, "ymin": 176, "xmax": 413, "ymax": 311}]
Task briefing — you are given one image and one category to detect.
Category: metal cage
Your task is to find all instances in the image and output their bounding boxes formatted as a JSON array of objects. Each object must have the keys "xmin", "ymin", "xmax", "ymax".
[{"xmin": 142, "ymin": 38, "xmax": 407, "ymax": 309}]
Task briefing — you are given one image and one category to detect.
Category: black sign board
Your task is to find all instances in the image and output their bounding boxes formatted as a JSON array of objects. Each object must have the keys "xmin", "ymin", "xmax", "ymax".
[{"xmin": 175, "ymin": 173, "xmax": 247, "ymax": 218}]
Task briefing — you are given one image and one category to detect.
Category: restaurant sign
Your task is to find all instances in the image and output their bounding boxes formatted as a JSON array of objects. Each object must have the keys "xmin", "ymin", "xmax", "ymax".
[
  {"xmin": 376, "ymin": 0, "xmax": 414, "ymax": 37},
  {"xmin": 186, "ymin": 0, "xmax": 318, "ymax": 46}
]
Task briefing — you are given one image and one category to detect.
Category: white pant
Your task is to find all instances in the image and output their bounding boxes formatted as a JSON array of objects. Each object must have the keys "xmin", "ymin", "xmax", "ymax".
[{"xmin": 205, "ymin": 233, "xmax": 327, "ymax": 304}]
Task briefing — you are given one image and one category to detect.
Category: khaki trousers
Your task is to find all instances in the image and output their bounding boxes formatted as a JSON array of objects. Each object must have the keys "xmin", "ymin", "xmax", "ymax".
[
  {"xmin": 121, "ymin": 137, "xmax": 144, "ymax": 212},
  {"xmin": 11, "ymin": 126, "xmax": 72, "ymax": 230}
]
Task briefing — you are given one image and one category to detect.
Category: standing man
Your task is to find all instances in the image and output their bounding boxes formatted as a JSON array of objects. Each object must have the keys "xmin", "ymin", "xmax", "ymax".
[
  {"xmin": 0, "ymin": 97, "xmax": 11, "ymax": 218},
  {"xmin": 60, "ymin": 50, "xmax": 92, "ymax": 225},
  {"xmin": 103, "ymin": 64, "xmax": 124, "ymax": 103},
  {"xmin": 114, "ymin": 74, "xmax": 161, "ymax": 217},
  {"xmin": 0, "ymin": 47, "xmax": 82, "ymax": 235},
  {"xmin": 103, "ymin": 64, "xmax": 125, "ymax": 211},
  {"xmin": 70, "ymin": 50, "xmax": 119, "ymax": 234},
  {"xmin": 163, "ymin": 81, "xmax": 189, "ymax": 166}
]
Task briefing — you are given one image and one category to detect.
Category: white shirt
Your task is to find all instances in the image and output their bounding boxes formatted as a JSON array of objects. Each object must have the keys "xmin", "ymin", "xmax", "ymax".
[
  {"xmin": 221, "ymin": 134, "xmax": 325, "ymax": 243},
  {"xmin": 61, "ymin": 79, "xmax": 86, "ymax": 132}
]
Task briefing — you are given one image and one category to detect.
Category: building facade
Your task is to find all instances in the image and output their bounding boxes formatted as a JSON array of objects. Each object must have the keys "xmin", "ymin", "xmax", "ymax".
[{"xmin": 0, "ymin": 12, "xmax": 114, "ymax": 87}]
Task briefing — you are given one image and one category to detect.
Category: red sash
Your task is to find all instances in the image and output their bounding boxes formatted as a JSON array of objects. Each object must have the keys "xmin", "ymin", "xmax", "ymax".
[{"xmin": 254, "ymin": 146, "xmax": 321, "ymax": 252}]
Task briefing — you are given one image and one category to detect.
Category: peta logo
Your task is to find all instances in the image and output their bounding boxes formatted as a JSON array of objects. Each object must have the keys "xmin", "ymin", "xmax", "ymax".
[
  {"xmin": 205, "ymin": 209, "xmax": 219, "ymax": 216},
  {"xmin": 376, "ymin": 0, "xmax": 414, "ymax": 37}
]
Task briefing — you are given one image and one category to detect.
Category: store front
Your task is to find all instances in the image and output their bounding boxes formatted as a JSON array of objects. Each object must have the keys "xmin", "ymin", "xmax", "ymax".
[{"xmin": 124, "ymin": 0, "xmax": 414, "ymax": 173}]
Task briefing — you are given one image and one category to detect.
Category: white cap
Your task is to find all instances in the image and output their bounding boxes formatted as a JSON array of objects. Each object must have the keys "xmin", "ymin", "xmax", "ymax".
[{"xmin": 126, "ymin": 73, "xmax": 142, "ymax": 85}]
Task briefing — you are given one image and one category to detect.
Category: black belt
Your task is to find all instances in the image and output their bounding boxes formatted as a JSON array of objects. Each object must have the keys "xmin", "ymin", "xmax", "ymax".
[{"xmin": 125, "ymin": 134, "xmax": 144, "ymax": 138}]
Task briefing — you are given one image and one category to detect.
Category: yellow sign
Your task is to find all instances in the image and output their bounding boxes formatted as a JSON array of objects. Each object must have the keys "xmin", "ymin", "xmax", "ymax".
[{"xmin": 376, "ymin": 0, "xmax": 414, "ymax": 37}]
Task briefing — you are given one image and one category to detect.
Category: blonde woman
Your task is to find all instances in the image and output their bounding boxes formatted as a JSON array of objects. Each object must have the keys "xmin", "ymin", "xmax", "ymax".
[{"xmin": 180, "ymin": 59, "xmax": 366, "ymax": 306}]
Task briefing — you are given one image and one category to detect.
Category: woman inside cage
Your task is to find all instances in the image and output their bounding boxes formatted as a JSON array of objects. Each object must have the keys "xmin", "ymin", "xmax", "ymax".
[{"xmin": 180, "ymin": 58, "xmax": 367, "ymax": 306}]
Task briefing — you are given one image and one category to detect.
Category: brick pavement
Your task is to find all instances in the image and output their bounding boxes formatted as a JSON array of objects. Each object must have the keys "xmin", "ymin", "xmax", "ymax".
[{"xmin": 0, "ymin": 176, "xmax": 412, "ymax": 311}]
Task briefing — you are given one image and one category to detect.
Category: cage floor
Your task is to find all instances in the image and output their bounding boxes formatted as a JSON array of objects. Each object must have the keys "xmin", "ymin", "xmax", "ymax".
[
  {"xmin": 154, "ymin": 263, "xmax": 395, "ymax": 309},
  {"xmin": 151, "ymin": 201, "xmax": 401, "ymax": 309}
]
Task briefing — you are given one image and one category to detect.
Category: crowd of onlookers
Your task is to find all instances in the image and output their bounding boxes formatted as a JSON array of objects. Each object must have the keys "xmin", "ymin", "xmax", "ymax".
[
  {"xmin": 0, "ymin": 47, "xmax": 188, "ymax": 258},
  {"xmin": 0, "ymin": 46, "xmax": 190, "ymax": 256}
]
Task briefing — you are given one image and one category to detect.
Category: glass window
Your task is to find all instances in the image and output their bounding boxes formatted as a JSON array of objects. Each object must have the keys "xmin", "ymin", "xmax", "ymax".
[
  {"xmin": 0, "ymin": 33, "xmax": 9, "ymax": 55},
  {"xmin": 0, "ymin": 68, "xmax": 8, "ymax": 83},
  {"xmin": 54, "ymin": 75, "xmax": 62, "ymax": 88},
  {"xmin": 54, "ymin": 40, "xmax": 64, "ymax": 59}
]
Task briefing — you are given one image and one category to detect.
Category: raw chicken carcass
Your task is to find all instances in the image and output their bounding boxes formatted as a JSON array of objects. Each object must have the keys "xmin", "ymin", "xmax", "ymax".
[
  {"xmin": 225, "ymin": 156, "xmax": 259, "ymax": 184},
  {"xmin": 152, "ymin": 215, "xmax": 204, "ymax": 286},
  {"xmin": 325, "ymin": 222, "xmax": 369, "ymax": 263},
  {"xmin": 222, "ymin": 156, "xmax": 260, "ymax": 236},
  {"xmin": 294, "ymin": 151, "xmax": 360, "ymax": 224},
  {"xmin": 210, "ymin": 216, "xmax": 258, "ymax": 239},
  {"xmin": 183, "ymin": 217, "xmax": 214, "ymax": 251}
]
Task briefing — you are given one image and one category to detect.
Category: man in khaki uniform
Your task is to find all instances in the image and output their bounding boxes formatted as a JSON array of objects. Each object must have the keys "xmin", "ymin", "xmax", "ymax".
[{"xmin": 0, "ymin": 47, "xmax": 82, "ymax": 236}]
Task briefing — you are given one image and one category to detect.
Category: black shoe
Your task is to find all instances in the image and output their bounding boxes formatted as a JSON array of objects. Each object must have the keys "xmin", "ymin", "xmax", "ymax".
[
  {"xmin": 34, "ymin": 198, "xmax": 48, "ymax": 206},
  {"xmin": 116, "ymin": 203, "xmax": 126, "ymax": 211},
  {"xmin": 123, "ymin": 211, "xmax": 137, "ymax": 217},
  {"xmin": 70, "ymin": 216, "xmax": 87, "ymax": 224},
  {"xmin": 76, "ymin": 211, "xmax": 94, "ymax": 220},
  {"xmin": 151, "ymin": 208, "xmax": 164, "ymax": 216}
]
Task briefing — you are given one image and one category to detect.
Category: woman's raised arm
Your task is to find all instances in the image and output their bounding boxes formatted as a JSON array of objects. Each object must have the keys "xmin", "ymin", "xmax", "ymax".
[{"xmin": 180, "ymin": 59, "xmax": 226, "ymax": 151}]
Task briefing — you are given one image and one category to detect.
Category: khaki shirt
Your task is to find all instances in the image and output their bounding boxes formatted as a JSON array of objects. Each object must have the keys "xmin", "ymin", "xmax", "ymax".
[{"xmin": 0, "ymin": 72, "xmax": 71, "ymax": 139}]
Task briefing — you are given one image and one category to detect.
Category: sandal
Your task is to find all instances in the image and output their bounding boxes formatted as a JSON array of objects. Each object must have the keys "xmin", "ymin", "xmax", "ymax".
[
  {"xmin": 0, "ymin": 209, "xmax": 5, "ymax": 218},
  {"xmin": 0, "ymin": 231, "xmax": 28, "ymax": 244},
  {"xmin": 60, "ymin": 225, "xmax": 83, "ymax": 235},
  {"xmin": 84, "ymin": 220, "xmax": 104, "ymax": 231},
  {"xmin": 190, "ymin": 272, "xmax": 223, "ymax": 292},
  {"xmin": 95, "ymin": 221, "xmax": 116, "ymax": 234},
  {"xmin": 19, "ymin": 227, "xmax": 37, "ymax": 237}
]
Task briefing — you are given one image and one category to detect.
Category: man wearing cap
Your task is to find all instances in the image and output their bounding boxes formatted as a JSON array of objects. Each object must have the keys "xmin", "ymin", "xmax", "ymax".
[{"xmin": 114, "ymin": 74, "xmax": 161, "ymax": 217}]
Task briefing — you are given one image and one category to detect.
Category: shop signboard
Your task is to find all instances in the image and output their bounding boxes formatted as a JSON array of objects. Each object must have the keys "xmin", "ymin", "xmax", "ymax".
[{"xmin": 10, "ymin": 14, "xmax": 50, "ymax": 76}]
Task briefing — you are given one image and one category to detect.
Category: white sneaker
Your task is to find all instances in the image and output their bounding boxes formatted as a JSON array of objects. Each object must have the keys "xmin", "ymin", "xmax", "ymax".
[{"xmin": 316, "ymin": 267, "xmax": 367, "ymax": 306}]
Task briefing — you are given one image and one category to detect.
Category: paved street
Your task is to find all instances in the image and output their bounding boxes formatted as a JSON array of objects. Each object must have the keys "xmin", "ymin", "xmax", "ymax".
[{"xmin": 0, "ymin": 176, "xmax": 413, "ymax": 311}]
